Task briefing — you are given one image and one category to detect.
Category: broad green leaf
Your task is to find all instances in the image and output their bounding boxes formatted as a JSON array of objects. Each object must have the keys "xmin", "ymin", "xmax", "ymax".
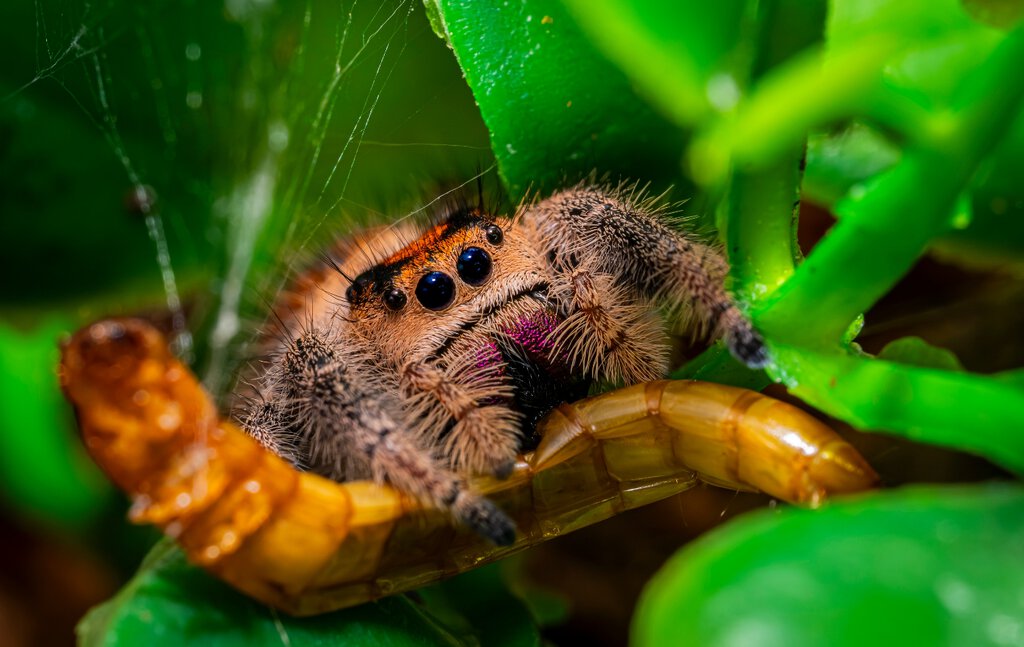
[
  {"xmin": 634, "ymin": 484, "xmax": 1024, "ymax": 647},
  {"xmin": 560, "ymin": 0, "xmax": 751, "ymax": 128},
  {"xmin": 79, "ymin": 539, "xmax": 539, "ymax": 647},
  {"xmin": 425, "ymin": 0, "xmax": 686, "ymax": 196}
]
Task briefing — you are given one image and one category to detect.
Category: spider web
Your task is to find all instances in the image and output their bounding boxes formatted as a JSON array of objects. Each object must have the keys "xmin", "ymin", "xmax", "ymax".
[{"xmin": 4, "ymin": 0, "xmax": 493, "ymax": 393}]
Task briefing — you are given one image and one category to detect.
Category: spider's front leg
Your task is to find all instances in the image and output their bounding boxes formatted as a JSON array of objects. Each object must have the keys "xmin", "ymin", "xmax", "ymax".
[
  {"xmin": 399, "ymin": 346, "xmax": 522, "ymax": 479},
  {"xmin": 525, "ymin": 186, "xmax": 770, "ymax": 369},
  {"xmin": 243, "ymin": 328, "xmax": 515, "ymax": 545}
]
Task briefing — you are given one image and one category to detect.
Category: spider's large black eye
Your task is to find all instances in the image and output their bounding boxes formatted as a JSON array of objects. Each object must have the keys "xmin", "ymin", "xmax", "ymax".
[
  {"xmin": 485, "ymin": 224, "xmax": 504, "ymax": 245},
  {"xmin": 383, "ymin": 287, "xmax": 407, "ymax": 311},
  {"xmin": 415, "ymin": 271, "xmax": 455, "ymax": 311},
  {"xmin": 456, "ymin": 247, "xmax": 492, "ymax": 286}
]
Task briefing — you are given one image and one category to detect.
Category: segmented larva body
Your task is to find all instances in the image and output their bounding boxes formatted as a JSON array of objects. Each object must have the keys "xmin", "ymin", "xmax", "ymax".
[{"xmin": 60, "ymin": 318, "xmax": 876, "ymax": 615}]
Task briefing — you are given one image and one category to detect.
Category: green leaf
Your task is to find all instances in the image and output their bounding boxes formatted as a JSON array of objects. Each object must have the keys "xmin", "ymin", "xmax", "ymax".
[
  {"xmin": 671, "ymin": 344, "xmax": 772, "ymax": 392},
  {"xmin": 996, "ymin": 368, "xmax": 1024, "ymax": 389},
  {"xmin": 634, "ymin": 484, "xmax": 1024, "ymax": 647},
  {"xmin": 803, "ymin": 123, "xmax": 902, "ymax": 207},
  {"xmin": 803, "ymin": 115, "xmax": 1024, "ymax": 272},
  {"xmin": 560, "ymin": 0, "xmax": 751, "ymax": 128},
  {"xmin": 425, "ymin": 0, "xmax": 687, "ymax": 196},
  {"xmin": 418, "ymin": 564, "xmax": 542, "ymax": 647},
  {"xmin": 79, "ymin": 539, "xmax": 539, "ymax": 647},
  {"xmin": 877, "ymin": 336, "xmax": 965, "ymax": 372},
  {"xmin": 743, "ymin": 25, "xmax": 1024, "ymax": 477}
]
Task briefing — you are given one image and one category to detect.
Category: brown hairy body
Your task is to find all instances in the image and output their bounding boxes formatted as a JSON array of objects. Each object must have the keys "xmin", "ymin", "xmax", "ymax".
[{"xmin": 237, "ymin": 185, "xmax": 768, "ymax": 545}]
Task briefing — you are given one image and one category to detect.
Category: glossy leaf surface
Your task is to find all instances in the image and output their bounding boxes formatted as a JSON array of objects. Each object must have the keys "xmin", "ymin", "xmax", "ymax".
[{"xmin": 634, "ymin": 484, "xmax": 1024, "ymax": 647}]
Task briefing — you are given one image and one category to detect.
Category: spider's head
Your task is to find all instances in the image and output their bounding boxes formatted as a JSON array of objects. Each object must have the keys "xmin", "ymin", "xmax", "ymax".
[{"xmin": 341, "ymin": 206, "xmax": 549, "ymax": 359}]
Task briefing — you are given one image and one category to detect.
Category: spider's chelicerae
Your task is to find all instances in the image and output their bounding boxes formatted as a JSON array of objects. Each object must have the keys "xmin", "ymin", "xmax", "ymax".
[{"xmin": 237, "ymin": 185, "xmax": 768, "ymax": 546}]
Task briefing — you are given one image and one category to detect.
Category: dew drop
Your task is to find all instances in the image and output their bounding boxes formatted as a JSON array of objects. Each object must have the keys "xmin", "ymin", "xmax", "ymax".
[
  {"xmin": 988, "ymin": 614, "xmax": 1022, "ymax": 645},
  {"xmin": 706, "ymin": 74, "xmax": 740, "ymax": 111},
  {"xmin": 268, "ymin": 121, "xmax": 289, "ymax": 153},
  {"xmin": 935, "ymin": 576, "xmax": 974, "ymax": 613}
]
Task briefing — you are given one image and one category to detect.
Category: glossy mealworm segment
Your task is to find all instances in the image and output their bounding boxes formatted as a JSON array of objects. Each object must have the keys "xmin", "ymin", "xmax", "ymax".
[{"xmin": 60, "ymin": 319, "xmax": 877, "ymax": 616}]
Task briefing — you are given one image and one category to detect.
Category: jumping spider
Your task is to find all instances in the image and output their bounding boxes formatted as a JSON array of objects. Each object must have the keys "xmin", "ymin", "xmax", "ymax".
[{"xmin": 237, "ymin": 185, "xmax": 768, "ymax": 546}]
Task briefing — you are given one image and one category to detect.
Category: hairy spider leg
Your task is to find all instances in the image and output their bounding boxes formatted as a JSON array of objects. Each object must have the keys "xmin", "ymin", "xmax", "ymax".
[
  {"xmin": 244, "ymin": 326, "xmax": 515, "ymax": 545},
  {"xmin": 524, "ymin": 186, "xmax": 770, "ymax": 369}
]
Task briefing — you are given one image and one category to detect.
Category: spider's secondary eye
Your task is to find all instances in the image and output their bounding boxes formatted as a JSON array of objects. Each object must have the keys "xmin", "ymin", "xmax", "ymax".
[
  {"xmin": 383, "ymin": 287, "xmax": 407, "ymax": 311},
  {"xmin": 456, "ymin": 247, "xmax": 492, "ymax": 286},
  {"xmin": 345, "ymin": 276, "xmax": 370, "ymax": 304},
  {"xmin": 415, "ymin": 271, "xmax": 455, "ymax": 311},
  {"xmin": 485, "ymin": 224, "xmax": 504, "ymax": 245}
]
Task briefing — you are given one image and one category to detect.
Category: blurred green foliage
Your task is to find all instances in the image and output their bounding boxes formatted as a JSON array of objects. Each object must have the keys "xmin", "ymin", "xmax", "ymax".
[{"xmin": 2, "ymin": 0, "xmax": 1023, "ymax": 644}]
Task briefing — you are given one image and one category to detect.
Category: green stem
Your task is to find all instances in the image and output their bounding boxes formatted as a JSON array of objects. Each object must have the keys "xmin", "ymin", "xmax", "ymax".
[
  {"xmin": 671, "ymin": 344, "xmax": 772, "ymax": 392},
  {"xmin": 773, "ymin": 344, "xmax": 1024, "ymax": 474},
  {"xmin": 721, "ymin": 0, "xmax": 820, "ymax": 303},
  {"xmin": 758, "ymin": 25, "xmax": 1024, "ymax": 345},
  {"xmin": 722, "ymin": 154, "xmax": 802, "ymax": 304}
]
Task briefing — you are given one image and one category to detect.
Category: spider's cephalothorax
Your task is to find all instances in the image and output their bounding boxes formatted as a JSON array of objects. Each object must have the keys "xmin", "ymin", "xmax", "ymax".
[{"xmin": 237, "ymin": 185, "xmax": 768, "ymax": 545}]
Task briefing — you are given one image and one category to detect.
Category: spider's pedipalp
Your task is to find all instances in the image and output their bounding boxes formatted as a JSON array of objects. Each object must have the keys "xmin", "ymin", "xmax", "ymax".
[
  {"xmin": 549, "ymin": 262, "xmax": 668, "ymax": 384},
  {"xmin": 400, "ymin": 354, "xmax": 521, "ymax": 478},
  {"xmin": 524, "ymin": 186, "xmax": 770, "ymax": 369}
]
